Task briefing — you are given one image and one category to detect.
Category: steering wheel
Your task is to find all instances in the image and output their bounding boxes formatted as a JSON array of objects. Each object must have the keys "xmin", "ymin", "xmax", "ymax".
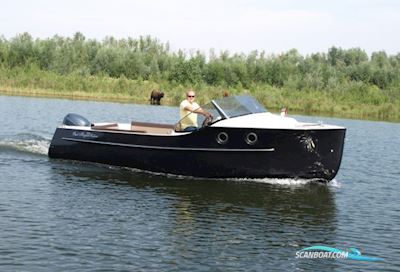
[{"xmin": 202, "ymin": 115, "xmax": 214, "ymax": 127}]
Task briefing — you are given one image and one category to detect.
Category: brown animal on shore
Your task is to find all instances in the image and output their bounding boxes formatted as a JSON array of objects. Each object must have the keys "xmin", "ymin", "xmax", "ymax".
[
  {"xmin": 150, "ymin": 90, "xmax": 164, "ymax": 105},
  {"xmin": 223, "ymin": 90, "xmax": 229, "ymax": 97}
]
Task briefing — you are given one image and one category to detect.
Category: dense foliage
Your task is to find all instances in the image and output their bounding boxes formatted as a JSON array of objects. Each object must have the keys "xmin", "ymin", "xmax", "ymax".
[{"xmin": 0, "ymin": 32, "xmax": 399, "ymax": 120}]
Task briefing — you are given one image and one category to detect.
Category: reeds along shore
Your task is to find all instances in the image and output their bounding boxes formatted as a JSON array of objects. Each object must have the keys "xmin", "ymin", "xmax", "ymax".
[{"xmin": 0, "ymin": 33, "xmax": 399, "ymax": 122}]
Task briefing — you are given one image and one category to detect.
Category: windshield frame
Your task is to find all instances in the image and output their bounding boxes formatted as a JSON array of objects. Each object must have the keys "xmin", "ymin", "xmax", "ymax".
[{"xmin": 211, "ymin": 100, "xmax": 229, "ymax": 119}]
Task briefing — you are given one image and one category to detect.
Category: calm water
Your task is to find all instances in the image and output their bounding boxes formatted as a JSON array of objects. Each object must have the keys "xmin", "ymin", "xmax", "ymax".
[{"xmin": 0, "ymin": 95, "xmax": 399, "ymax": 271}]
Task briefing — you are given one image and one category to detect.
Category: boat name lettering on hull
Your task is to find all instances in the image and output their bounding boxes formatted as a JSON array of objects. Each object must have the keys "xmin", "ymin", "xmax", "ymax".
[{"xmin": 72, "ymin": 131, "xmax": 98, "ymax": 139}]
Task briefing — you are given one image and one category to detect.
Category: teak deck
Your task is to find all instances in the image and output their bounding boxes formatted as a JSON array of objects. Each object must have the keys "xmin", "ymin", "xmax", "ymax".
[{"xmin": 92, "ymin": 122, "xmax": 175, "ymax": 135}]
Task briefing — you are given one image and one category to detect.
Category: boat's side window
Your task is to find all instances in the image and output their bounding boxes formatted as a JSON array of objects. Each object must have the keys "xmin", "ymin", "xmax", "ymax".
[
  {"xmin": 216, "ymin": 132, "xmax": 229, "ymax": 144},
  {"xmin": 245, "ymin": 132, "xmax": 258, "ymax": 145}
]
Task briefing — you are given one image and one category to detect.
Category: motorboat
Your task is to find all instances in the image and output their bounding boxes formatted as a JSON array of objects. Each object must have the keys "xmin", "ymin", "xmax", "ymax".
[{"xmin": 48, "ymin": 95, "xmax": 346, "ymax": 181}]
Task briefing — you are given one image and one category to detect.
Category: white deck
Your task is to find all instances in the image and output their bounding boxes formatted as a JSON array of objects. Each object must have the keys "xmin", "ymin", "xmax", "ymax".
[{"xmin": 211, "ymin": 112, "xmax": 344, "ymax": 130}]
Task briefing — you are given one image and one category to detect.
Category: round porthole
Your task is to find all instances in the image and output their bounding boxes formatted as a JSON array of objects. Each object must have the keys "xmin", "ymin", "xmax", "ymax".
[
  {"xmin": 245, "ymin": 132, "xmax": 258, "ymax": 145},
  {"xmin": 216, "ymin": 132, "xmax": 229, "ymax": 144}
]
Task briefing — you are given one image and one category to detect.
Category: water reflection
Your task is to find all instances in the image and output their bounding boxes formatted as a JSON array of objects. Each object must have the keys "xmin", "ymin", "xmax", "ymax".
[
  {"xmin": 49, "ymin": 161, "xmax": 339, "ymax": 271},
  {"xmin": 52, "ymin": 162, "xmax": 337, "ymax": 232}
]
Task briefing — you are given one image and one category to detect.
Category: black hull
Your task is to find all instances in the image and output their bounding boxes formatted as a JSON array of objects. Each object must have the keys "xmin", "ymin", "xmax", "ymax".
[{"xmin": 49, "ymin": 126, "xmax": 346, "ymax": 181}]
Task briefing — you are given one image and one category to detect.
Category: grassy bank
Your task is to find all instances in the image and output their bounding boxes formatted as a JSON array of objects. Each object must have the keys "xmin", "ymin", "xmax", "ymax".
[{"xmin": 1, "ymin": 66, "xmax": 399, "ymax": 122}]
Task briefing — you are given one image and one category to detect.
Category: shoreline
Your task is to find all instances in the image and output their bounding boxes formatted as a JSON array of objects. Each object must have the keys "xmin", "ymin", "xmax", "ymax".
[
  {"xmin": 1, "ymin": 34, "xmax": 399, "ymax": 124},
  {"xmin": 2, "ymin": 88, "xmax": 399, "ymax": 123}
]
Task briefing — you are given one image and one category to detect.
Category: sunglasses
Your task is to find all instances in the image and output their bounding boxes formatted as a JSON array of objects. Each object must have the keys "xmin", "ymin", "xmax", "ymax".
[{"xmin": 187, "ymin": 95, "xmax": 195, "ymax": 98}]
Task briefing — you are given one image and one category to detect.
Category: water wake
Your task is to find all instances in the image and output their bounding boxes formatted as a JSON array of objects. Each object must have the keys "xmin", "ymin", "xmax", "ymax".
[
  {"xmin": 0, "ymin": 134, "xmax": 50, "ymax": 155},
  {"xmin": 244, "ymin": 177, "xmax": 341, "ymax": 187},
  {"xmin": 328, "ymin": 178, "xmax": 341, "ymax": 188},
  {"xmin": 230, "ymin": 177, "xmax": 317, "ymax": 186},
  {"xmin": 117, "ymin": 165, "xmax": 334, "ymax": 186}
]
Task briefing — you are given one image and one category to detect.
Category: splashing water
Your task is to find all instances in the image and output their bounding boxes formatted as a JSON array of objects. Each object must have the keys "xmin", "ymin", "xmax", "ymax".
[
  {"xmin": 0, "ymin": 134, "xmax": 50, "ymax": 155},
  {"xmin": 229, "ymin": 177, "xmax": 318, "ymax": 186},
  {"xmin": 116, "ymin": 165, "xmax": 329, "ymax": 186}
]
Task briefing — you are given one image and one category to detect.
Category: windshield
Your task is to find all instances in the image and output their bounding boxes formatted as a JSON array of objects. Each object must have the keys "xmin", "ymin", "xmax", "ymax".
[
  {"xmin": 175, "ymin": 95, "xmax": 267, "ymax": 131},
  {"xmin": 212, "ymin": 95, "xmax": 267, "ymax": 118}
]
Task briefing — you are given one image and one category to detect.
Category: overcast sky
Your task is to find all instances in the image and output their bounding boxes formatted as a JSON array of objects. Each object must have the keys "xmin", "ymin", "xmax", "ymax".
[{"xmin": 2, "ymin": 0, "xmax": 400, "ymax": 55}]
